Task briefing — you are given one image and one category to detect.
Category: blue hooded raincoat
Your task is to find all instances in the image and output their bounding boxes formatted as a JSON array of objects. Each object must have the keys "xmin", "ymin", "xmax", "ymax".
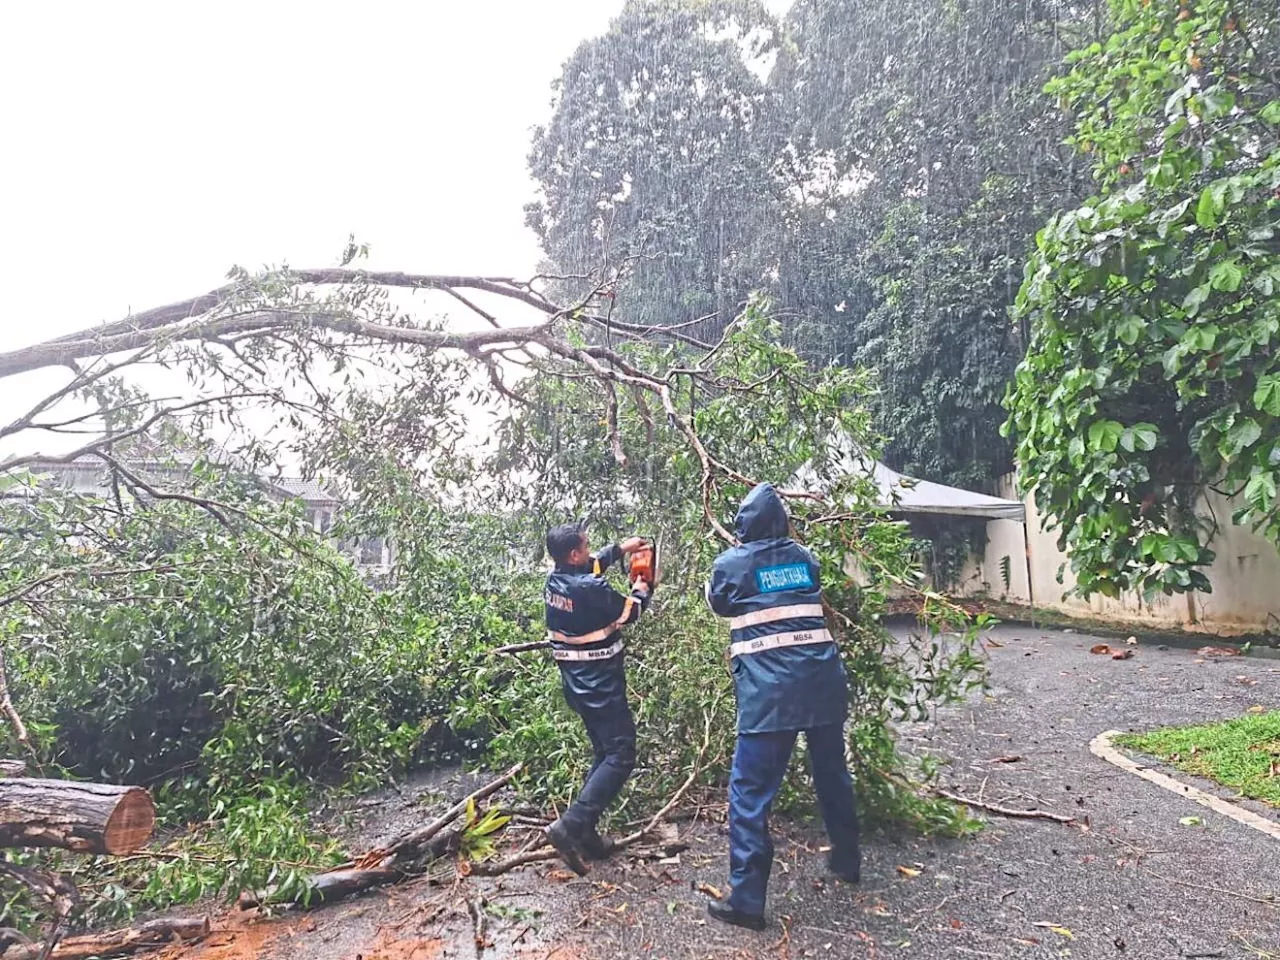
[{"xmin": 706, "ymin": 483, "xmax": 848, "ymax": 734}]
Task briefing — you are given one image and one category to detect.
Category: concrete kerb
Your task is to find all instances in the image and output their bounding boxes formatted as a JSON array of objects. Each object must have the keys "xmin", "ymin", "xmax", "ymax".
[{"xmin": 1090, "ymin": 730, "xmax": 1280, "ymax": 842}]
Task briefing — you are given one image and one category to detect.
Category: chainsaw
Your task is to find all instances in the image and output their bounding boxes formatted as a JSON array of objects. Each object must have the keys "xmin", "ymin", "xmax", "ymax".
[{"xmin": 623, "ymin": 535, "xmax": 662, "ymax": 590}]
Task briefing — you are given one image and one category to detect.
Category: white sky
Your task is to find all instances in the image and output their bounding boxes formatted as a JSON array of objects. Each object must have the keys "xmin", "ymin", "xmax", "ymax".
[{"xmin": 0, "ymin": 0, "xmax": 791, "ymax": 460}]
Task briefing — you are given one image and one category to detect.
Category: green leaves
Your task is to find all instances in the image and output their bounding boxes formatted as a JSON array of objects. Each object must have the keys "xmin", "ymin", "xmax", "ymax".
[
  {"xmin": 1222, "ymin": 417, "xmax": 1263, "ymax": 457},
  {"xmin": 1088, "ymin": 419, "xmax": 1124, "ymax": 453},
  {"xmin": 1209, "ymin": 260, "xmax": 1245, "ymax": 293},
  {"xmin": 1121, "ymin": 423, "xmax": 1159, "ymax": 453},
  {"xmin": 1004, "ymin": 0, "xmax": 1280, "ymax": 601},
  {"xmin": 1117, "ymin": 315, "xmax": 1146, "ymax": 345},
  {"xmin": 1196, "ymin": 184, "xmax": 1226, "ymax": 229},
  {"xmin": 1254, "ymin": 375, "xmax": 1280, "ymax": 417}
]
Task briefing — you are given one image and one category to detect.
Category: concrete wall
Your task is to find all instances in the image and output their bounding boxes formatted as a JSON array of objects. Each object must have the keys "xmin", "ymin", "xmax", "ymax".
[{"xmin": 954, "ymin": 475, "xmax": 1280, "ymax": 635}]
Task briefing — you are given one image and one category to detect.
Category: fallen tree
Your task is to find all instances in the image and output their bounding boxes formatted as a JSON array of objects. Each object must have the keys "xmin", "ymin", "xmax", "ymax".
[
  {"xmin": 0, "ymin": 255, "xmax": 987, "ymax": 936},
  {"xmin": 239, "ymin": 707, "xmax": 718, "ymax": 909}
]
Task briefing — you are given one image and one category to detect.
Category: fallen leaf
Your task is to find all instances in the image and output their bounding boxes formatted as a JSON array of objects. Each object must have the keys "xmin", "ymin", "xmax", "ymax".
[
  {"xmin": 1111, "ymin": 649, "xmax": 1134, "ymax": 660},
  {"xmin": 1090, "ymin": 644, "xmax": 1112, "ymax": 655},
  {"xmin": 1033, "ymin": 922, "xmax": 1075, "ymax": 940},
  {"xmin": 1013, "ymin": 937, "xmax": 1041, "ymax": 946},
  {"xmin": 1179, "ymin": 816, "xmax": 1203, "ymax": 827},
  {"xmin": 991, "ymin": 755, "xmax": 1024, "ymax": 764},
  {"xmin": 1248, "ymin": 705, "xmax": 1266, "ymax": 714},
  {"xmin": 692, "ymin": 881, "xmax": 724, "ymax": 900},
  {"xmin": 1197, "ymin": 646, "xmax": 1241, "ymax": 657},
  {"xmin": 548, "ymin": 869, "xmax": 577, "ymax": 882},
  {"xmin": 896, "ymin": 866, "xmax": 922, "ymax": 878},
  {"xmin": 949, "ymin": 918, "xmax": 963, "ymax": 930}
]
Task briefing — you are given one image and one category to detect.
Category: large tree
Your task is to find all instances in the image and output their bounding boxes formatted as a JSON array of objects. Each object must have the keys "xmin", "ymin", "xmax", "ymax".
[
  {"xmin": 1004, "ymin": 0, "xmax": 1280, "ymax": 598},
  {"xmin": 771, "ymin": 0, "xmax": 1089, "ymax": 490},
  {"xmin": 527, "ymin": 0, "xmax": 1091, "ymax": 494},
  {"xmin": 525, "ymin": 0, "xmax": 784, "ymax": 333}
]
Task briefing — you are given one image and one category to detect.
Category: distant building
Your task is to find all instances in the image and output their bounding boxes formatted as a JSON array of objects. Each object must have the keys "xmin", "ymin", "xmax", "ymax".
[{"xmin": 8, "ymin": 434, "xmax": 393, "ymax": 578}]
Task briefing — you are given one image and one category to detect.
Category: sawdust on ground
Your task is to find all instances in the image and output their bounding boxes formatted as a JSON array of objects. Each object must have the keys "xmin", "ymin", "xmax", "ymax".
[{"xmin": 153, "ymin": 913, "xmax": 293, "ymax": 960}]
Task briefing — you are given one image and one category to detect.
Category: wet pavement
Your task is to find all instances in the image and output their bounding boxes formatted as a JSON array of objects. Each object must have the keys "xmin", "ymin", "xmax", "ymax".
[{"xmin": 164, "ymin": 624, "xmax": 1280, "ymax": 960}]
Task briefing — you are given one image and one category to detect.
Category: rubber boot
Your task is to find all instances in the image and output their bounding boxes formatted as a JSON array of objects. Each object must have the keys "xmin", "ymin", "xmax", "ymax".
[
  {"xmin": 707, "ymin": 900, "xmax": 766, "ymax": 932},
  {"xmin": 579, "ymin": 827, "xmax": 616, "ymax": 861},
  {"xmin": 545, "ymin": 819, "xmax": 589, "ymax": 876}
]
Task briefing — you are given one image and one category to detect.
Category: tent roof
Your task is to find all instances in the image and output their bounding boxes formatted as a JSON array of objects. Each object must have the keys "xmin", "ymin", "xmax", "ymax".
[
  {"xmin": 793, "ymin": 441, "xmax": 1025, "ymax": 522},
  {"xmin": 864, "ymin": 459, "xmax": 1025, "ymax": 522}
]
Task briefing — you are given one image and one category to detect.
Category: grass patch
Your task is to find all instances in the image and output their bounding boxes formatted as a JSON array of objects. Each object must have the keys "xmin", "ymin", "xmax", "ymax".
[{"xmin": 1117, "ymin": 711, "xmax": 1280, "ymax": 808}]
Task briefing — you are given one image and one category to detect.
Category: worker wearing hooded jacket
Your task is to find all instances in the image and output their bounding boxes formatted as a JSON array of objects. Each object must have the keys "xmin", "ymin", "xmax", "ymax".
[
  {"xmin": 542, "ymin": 524, "xmax": 652, "ymax": 875},
  {"xmin": 704, "ymin": 483, "xmax": 860, "ymax": 931}
]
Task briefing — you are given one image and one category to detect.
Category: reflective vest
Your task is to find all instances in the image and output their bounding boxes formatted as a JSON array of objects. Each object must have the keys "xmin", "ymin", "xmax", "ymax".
[
  {"xmin": 544, "ymin": 543, "xmax": 649, "ymax": 710},
  {"xmin": 707, "ymin": 483, "xmax": 848, "ymax": 734}
]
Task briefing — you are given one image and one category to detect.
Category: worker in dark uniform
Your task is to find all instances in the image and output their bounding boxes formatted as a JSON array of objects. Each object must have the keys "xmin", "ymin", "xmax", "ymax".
[
  {"xmin": 543, "ymin": 524, "xmax": 652, "ymax": 875},
  {"xmin": 704, "ymin": 482, "xmax": 860, "ymax": 930}
]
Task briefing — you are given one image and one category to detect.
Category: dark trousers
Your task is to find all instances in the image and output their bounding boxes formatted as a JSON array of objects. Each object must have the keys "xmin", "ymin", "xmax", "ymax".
[
  {"xmin": 561, "ymin": 694, "xmax": 637, "ymax": 835},
  {"xmin": 727, "ymin": 723, "xmax": 860, "ymax": 916}
]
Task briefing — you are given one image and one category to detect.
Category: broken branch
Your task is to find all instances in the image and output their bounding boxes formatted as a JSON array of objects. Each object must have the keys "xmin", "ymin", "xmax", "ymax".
[{"xmin": 936, "ymin": 789, "xmax": 1076, "ymax": 824}]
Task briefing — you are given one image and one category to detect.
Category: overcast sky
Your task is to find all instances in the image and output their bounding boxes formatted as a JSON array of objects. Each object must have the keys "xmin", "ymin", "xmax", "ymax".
[{"xmin": 0, "ymin": 0, "xmax": 791, "ymax": 454}]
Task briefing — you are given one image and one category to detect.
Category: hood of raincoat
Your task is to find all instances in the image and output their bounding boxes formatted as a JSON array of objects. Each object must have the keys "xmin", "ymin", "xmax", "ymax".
[{"xmin": 734, "ymin": 483, "xmax": 788, "ymax": 543}]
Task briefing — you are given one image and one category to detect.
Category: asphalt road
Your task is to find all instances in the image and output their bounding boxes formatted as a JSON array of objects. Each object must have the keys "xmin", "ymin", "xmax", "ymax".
[{"xmin": 174, "ymin": 624, "xmax": 1280, "ymax": 960}]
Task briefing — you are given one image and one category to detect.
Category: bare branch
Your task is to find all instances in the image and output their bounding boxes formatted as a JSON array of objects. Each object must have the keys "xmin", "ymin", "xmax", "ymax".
[
  {"xmin": 1, "ymin": 392, "xmax": 290, "ymax": 474},
  {"xmin": 0, "ymin": 350, "xmax": 151, "ymax": 442},
  {"xmin": 0, "ymin": 647, "xmax": 30, "ymax": 744}
]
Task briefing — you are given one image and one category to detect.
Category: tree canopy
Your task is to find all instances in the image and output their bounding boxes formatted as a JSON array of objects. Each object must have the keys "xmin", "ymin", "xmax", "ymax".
[
  {"xmin": 527, "ymin": 0, "xmax": 1090, "ymax": 493},
  {"xmin": 1004, "ymin": 0, "xmax": 1280, "ymax": 598}
]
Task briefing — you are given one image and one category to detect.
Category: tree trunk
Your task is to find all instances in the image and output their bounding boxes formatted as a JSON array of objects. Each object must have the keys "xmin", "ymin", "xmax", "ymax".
[
  {"xmin": 0, "ymin": 761, "xmax": 26, "ymax": 778},
  {"xmin": 0, "ymin": 779, "xmax": 154, "ymax": 854},
  {"xmin": 0, "ymin": 917, "xmax": 209, "ymax": 960},
  {"xmin": 237, "ymin": 861, "xmax": 405, "ymax": 910}
]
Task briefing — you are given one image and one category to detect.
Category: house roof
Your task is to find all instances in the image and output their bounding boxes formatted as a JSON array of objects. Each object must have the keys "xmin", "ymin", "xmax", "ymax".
[{"xmin": 271, "ymin": 478, "xmax": 343, "ymax": 504}]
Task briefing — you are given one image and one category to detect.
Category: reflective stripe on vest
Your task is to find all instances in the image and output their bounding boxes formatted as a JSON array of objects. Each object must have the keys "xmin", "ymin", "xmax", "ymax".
[
  {"xmin": 549, "ymin": 596, "xmax": 639, "ymax": 645},
  {"xmin": 552, "ymin": 639, "xmax": 624, "ymax": 662},
  {"xmin": 729, "ymin": 627, "xmax": 834, "ymax": 659},
  {"xmin": 728, "ymin": 603, "xmax": 825, "ymax": 631},
  {"xmin": 549, "ymin": 623, "xmax": 617, "ymax": 644}
]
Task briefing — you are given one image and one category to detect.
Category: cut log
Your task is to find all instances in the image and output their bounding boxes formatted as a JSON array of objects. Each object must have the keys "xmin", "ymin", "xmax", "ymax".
[
  {"xmin": 0, "ymin": 761, "xmax": 26, "ymax": 778},
  {"xmin": 0, "ymin": 779, "xmax": 155, "ymax": 854},
  {"xmin": 0, "ymin": 917, "xmax": 209, "ymax": 960}
]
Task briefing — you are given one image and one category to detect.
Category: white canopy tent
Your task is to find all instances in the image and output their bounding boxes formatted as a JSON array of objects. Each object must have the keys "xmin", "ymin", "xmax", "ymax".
[
  {"xmin": 861, "ymin": 458, "xmax": 1025, "ymax": 521},
  {"xmin": 792, "ymin": 437, "xmax": 1031, "ymax": 600},
  {"xmin": 792, "ymin": 439, "xmax": 1025, "ymax": 522}
]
